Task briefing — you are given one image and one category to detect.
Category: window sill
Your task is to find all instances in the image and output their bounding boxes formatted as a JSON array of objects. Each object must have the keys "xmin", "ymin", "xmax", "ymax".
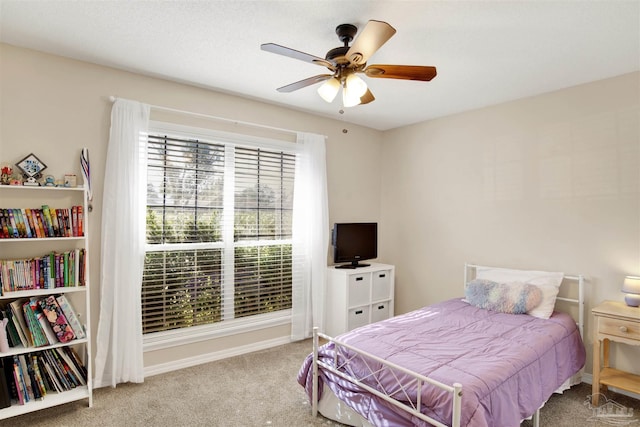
[{"xmin": 143, "ymin": 310, "xmax": 292, "ymax": 352}]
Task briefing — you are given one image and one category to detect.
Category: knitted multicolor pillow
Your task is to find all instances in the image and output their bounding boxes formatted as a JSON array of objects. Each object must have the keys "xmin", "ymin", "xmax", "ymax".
[{"xmin": 465, "ymin": 279, "xmax": 543, "ymax": 314}]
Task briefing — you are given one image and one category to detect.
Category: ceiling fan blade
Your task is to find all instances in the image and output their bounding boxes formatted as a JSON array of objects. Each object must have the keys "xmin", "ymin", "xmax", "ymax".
[
  {"xmin": 276, "ymin": 74, "xmax": 333, "ymax": 93},
  {"xmin": 364, "ymin": 65, "xmax": 437, "ymax": 81},
  {"xmin": 346, "ymin": 20, "xmax": 396, "ymax": 66},
  {"xmin": 359, "ymin": 89, "xmax": 375, "ymax": 105},
  {"xmin": 261, "ymin": 43, "xmax": 335, "ymax": 70}
]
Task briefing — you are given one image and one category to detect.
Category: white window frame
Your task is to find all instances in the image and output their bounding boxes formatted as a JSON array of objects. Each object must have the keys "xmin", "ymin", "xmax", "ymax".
[{"xmin": 142, "ymin": 121, "xmax": 300, "ymax": 352}]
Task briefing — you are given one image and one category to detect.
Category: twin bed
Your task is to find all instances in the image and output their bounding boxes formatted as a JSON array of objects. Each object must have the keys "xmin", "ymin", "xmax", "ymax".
[{"xmin": 298, "ymin": 264, "xmax": 587, "ymax": 427}]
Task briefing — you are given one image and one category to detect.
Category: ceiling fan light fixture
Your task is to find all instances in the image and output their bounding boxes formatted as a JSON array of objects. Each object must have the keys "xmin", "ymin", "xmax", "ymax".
[
  {"xmin": 317, "ymin": 77, "xmax": 340, "ymax": 102},
  {"xmin": 342, "ymin": 84, "xmax": 362, "ymax": 108},
  {"xmin": 345, "ymin": 73, "xmax": 367, "ymax": 97}
]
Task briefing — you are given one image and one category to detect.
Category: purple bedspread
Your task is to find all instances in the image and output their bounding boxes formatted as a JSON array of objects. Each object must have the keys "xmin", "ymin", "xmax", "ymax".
[{"xmin": 298, "ymin": 298, "xmax": 586, "ymax": 427}]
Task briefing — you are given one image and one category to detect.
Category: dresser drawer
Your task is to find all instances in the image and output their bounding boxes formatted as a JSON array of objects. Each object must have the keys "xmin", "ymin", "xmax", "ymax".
[{"xmin": 599, "ymin": 317, "xmax": 640, "ymax": 340}]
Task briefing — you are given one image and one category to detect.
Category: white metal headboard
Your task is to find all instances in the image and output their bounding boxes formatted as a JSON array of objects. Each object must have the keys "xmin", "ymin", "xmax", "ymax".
[{"xmin": 463, "ymin": 263, "xmax": 586, "ymax": 339}]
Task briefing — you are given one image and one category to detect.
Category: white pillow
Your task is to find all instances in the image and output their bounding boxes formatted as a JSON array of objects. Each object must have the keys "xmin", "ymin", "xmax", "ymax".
[{"xmin": 475, "ymin": 267, "xmax": 564, "ymax": 319}]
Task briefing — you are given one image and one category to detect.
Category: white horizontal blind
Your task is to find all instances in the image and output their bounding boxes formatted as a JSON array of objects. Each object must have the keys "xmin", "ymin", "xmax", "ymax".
[
  {"xmin": 141, "ymin": 131, "xmax": 295, "ymax": 334},
  {"xmin": 234, "ymin": 147, "xmax": 295, "ymax": 318}
]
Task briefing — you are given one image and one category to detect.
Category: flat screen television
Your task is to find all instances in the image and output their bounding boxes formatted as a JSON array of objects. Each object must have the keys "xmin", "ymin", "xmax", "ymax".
[{"xmin": 332, "ymin": 222, "xmax": 377, "ymax": 269}]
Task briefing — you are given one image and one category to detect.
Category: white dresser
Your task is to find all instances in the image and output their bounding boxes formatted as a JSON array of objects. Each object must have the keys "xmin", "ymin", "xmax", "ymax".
[{"xmin": 324, "ymin": 263, "xmax": 395, "ymax": 336}]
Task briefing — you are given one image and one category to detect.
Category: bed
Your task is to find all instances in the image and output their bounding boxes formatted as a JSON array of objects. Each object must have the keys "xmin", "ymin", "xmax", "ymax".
[{"xmin": 297, "ymin": 264, "xmax": 587, "ymax": 427}]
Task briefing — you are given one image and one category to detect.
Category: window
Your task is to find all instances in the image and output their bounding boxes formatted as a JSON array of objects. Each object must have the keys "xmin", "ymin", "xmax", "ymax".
[{"xmin": 141, "ymin": 125, "xmax": 296, "ymax": 336}]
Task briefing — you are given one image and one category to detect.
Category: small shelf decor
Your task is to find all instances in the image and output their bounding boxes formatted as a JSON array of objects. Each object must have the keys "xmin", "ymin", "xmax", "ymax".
[{"xmin": 16, "ymin": 153, "xmax": 47, "ymax": 186}]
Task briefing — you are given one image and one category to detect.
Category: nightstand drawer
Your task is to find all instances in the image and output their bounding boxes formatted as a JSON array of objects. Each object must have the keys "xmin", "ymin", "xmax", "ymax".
[{"xmin": 599, "ymin": 317, "xmax": 640, "ymax": 340}]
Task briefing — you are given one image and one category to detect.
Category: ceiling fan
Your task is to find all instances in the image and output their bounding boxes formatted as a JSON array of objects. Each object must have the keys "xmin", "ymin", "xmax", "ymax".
[{"xmin": 261, "ymin": 20, "xmax": 437, "ymax": 108}]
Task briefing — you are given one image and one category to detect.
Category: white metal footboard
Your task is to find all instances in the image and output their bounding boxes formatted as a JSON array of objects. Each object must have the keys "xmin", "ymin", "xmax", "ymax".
[{"xmin": 312, "ymin": 327, "xmax": 463, "ymax": 427}]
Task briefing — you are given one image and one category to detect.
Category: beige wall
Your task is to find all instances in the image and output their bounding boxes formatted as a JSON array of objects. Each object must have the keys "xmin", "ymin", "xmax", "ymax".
[
  {"xmin": 380, "ymin": 72, "xmax": 640, "ymax": 377},
  {"xmin": 0, "ymin": 43, "xmax": 383, "ymax": 370}
]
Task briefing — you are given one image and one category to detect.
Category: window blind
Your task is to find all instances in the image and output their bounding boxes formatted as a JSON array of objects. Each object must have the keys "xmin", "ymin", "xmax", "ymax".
[{"xmin": 142, "ymin": 131, "xmax": 295, "ymax": 334}]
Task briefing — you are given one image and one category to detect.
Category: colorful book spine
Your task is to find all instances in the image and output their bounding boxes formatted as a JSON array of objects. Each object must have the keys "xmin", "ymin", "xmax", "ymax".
[
  {"xmin": 7, "ymin": 210, "xmax": 18, "ymax": 238},
  {"xmin": 40, "ymin": 206, "xmax": 54, "ymax": 237},
  {"xmin": 77, "ymin": 205, "xmax": 84, "ymax": 236}
]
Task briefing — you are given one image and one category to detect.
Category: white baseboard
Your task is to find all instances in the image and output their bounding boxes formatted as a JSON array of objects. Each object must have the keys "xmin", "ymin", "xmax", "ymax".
[
  {"xmin": 144, "ymin": 336, "xmax": 293, "ymax": 377},
  {"xmin": 581, "ymin": 373, "xmax": 640, "ymax": 401}
]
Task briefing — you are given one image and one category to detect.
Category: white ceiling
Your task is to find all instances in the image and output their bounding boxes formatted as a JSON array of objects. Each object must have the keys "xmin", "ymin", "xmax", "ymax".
[{"xmin": 1, "ymin": 1, "xmax": 639, "ymax": 131}]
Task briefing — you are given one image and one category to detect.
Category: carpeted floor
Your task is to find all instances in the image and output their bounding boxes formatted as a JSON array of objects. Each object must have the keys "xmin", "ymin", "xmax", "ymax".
[{"xmin": 3, "ymin": 339, "xmax": 639, "ymax": 427}]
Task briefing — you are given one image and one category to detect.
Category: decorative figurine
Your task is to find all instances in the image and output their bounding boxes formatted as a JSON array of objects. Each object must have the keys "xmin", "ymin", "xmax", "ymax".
[
  {"xmin": 44, "ymin": 175, "xmax": 56, "ymax": 186},
  {"xmin": 0, "ymin": 166, "xmax": 11, "ymax": 185}
]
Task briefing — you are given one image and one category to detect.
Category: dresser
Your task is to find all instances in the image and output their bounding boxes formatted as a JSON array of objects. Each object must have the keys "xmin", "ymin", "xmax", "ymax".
[
  {"xmin": 592, "ymin": 300, "xmax": 640, "ymax": 404},
  {"xmin": 324, "ymin": 263, "xmax": 395, "ymax": 336}
]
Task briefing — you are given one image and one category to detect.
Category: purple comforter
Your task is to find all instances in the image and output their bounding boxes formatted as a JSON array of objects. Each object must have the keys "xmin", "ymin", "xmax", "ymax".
[{"xmin": 298, "ymin": 298, "xmax": 586, "ymax": 427}]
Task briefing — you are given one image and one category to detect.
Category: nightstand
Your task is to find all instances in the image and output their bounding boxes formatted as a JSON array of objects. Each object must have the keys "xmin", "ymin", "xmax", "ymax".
[{"xmin": 592, "ymin": 300, "xmax": 640, "ymax": 404}]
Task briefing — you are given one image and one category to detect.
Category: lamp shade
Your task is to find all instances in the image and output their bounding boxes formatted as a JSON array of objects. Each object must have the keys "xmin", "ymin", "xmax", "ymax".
[
  {"xmin": 342, "ymin": 73, "xmax": 368, "ymax": 108},
  {"xmin": 622, "ymin": 275, "xmax": 640, "ymax": 307},
  {"xmin": 317, "ymin": 77, "xmax": 340, "ymax": 103}
]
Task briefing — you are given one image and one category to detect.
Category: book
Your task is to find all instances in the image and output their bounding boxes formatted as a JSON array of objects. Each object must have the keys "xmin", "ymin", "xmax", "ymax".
[
  {"xmin": 29, "ymin": 298, "xmax": 57, "ymax": 345},
  {"xmin": 12, "ymin": 357, "xmax": 25, "ymax": 404},
  {"xmin": 54, "ymin": 347, "xmax": 85, "ymax": 386},
  {"xmin": 9, "ymin": 299, "xmax": 32, "ymax": 347},
  {"xmin": 63, "ymin": 346, "xmax": 88, "ymax": 380},
  {"xmin": 21, "ymin": 301, "xmax": 48, "ymax": 347},
  {"xmin": 7, "ymin": 210, "xmax": 18, "ymax": 238},
  {"xmin": 43, "ymin": 349, "xmax": 72, "ymax": 390},
  {"xmin": 37, "ymin": 353, "xmax": 64, "ymax": 393},
  {"xmin": 77, "ymin": 205, "xmax": 84, "ymax": 236},
  {"xmin": 14, "ymin": 355, "xmax": 29, "ymax": 403},
  {"xmin": 62, "ymin": 209, "xmax": 71, "ymax": 237},
  {"xmin": 15, "ymin": 209, "xmax": 29, "ymax": 238},
  {"xmin": 49, "ymin": 207, "xmax": 60, "ymax": 237},
  {"xmin": 55, "ymin": 294, "xmax": 85, "ymax": 339},
  {"xmin": 34, "ymin": 210, "xmax": 48, "ymax": 237},
  {"xmin": 38, "ymin": 295, "xmax": 75, "ymax": 343},
  {"xmin": 31, "ymin": 354, "xmax": 47, "ymax": 397},
  {"xmin": 24, "ymin": 208, "xmax": 38, "ymax": 238},
  {"xmin": 18, "ymin": 354, "xmax": 42, "ymax": 401},
  {"xmin": 40, "ymin": 205, "xmax": 55, "ymax": 237},
  {"xmin": 0, "ymin": 358, "xmax": 11, "ymax": 408}
]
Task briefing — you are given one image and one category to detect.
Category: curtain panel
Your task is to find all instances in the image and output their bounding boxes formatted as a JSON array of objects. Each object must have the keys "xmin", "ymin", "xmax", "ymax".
[
  {"xmin": 94, "ymin": 99, "xmax": 150, "ymax": 387},
  {"xmin": 291, "ymin": 132, "xmax": 329, "ymax": 340}
]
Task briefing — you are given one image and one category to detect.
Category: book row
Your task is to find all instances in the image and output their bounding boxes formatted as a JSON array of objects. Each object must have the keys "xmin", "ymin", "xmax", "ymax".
[
  {"xmin": 0, "ymin": 206, "xmax": 84, "ymax": 239},
  {"xmin": 1, "ymin": 294, "xmax": 86, "ymax": 349},
  {"xmin": 0, "ymin": 346, "xmax": 87, "ymax": 408},
  {"xmin": 0, "ymin": 249, "xmax": 87, "ymax": 294}
]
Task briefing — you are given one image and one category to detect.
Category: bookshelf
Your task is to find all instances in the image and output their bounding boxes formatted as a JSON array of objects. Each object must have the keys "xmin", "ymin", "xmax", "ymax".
[{"xmin": 0, "ymin": 185, "xmax": 92, "ymax": 419}]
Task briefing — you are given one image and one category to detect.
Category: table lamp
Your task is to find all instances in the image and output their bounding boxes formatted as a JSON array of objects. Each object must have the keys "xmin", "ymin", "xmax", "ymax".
[{"xmin": 622, "ymin": 276, "xmax": 640, "ymax": 307}]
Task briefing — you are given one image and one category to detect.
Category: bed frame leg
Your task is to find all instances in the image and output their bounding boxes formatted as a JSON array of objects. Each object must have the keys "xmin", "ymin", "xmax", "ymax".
[
  {"xmin": 452, "ymin": 383, "xmax": 463, "ymax": 427},
  {"xmin": 532, "ymin": 408, "xmax": 540, "ymax": 427},
  {"xmin": 312, "ymin": 327, "xmax": 319, "ymax": 417}
]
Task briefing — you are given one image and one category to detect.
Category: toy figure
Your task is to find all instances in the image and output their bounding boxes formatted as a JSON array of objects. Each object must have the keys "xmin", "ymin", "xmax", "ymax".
[
  {"xmin": 0, "ymin": 166, "xmax": 11, "ymax": 185},
  {"xmin": 44, "ymin": 175, "xmax": 56, "ymax": 186}
]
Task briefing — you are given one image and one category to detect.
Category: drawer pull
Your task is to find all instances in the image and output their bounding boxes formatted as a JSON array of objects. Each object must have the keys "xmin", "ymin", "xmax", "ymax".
[
  {"xmin": 378, "ymin": 305, "xmax": 385, "ymax": 310},
  {"xmin": 356, "ymin": 277, "xmax": 363, "ymax": 281},
  {"xmin": 355, "ymin": 310, "xmax": 363, "ymax": 315},
  {"xmin": 619, "ymin": 326, "xmax": 628, "ymax": 333},
  {"xmin": 379, "ymin": 274, "xmax": 386, "ymax": 278}
]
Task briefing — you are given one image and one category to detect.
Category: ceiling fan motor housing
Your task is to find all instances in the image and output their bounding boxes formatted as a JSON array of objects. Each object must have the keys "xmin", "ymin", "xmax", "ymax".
[{"xmin": 336, "ymin": 23, "xmax": 357, "ymax": 44}]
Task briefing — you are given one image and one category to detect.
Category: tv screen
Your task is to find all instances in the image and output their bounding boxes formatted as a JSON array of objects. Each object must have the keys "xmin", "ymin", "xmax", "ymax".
[{"xmin": 332, "ymin": 222, "xmax": 377, "ymax": 269}]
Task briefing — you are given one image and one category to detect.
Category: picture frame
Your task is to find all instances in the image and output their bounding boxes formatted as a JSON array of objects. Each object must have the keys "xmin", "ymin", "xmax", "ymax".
[
  {"xmin": 16, "ymin": 153, "xmax": 47, "ymax": 186},
  {"xmin": 16, "ymin": 153, "xmax": 47, "ymax": 178}
]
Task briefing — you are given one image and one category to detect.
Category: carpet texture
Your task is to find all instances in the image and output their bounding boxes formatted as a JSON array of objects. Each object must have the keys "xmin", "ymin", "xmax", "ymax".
[{"xmin": 4, "ymin": 339, "xmax": 639, "ymax": 426}]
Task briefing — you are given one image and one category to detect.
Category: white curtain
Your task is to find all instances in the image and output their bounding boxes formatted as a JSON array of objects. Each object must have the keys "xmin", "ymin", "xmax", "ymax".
[
  {"xmin": 291, "ymin": 132, "xmax": 329, "ymax": 340},
  {"xmin": 94, "ymin": 99, "xmax": 150, "ymax": 387}
]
